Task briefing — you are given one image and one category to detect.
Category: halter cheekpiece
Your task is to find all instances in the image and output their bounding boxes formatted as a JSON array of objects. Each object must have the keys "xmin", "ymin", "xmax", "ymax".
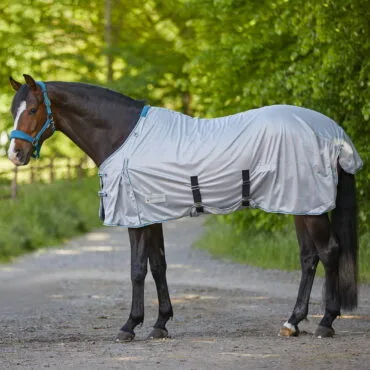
[{"xmin": 10, "ymin": 81, "xmax": 55, "ymax": 158}]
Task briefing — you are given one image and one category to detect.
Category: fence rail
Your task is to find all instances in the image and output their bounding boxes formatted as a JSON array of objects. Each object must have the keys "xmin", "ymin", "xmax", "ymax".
[{"xmin": 0, "ymin": 157, "xmax": 96, "ymax": 199}]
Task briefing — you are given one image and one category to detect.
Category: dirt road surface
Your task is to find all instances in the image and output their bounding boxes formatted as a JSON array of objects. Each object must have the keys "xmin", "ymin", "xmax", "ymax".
[{"xmin": 1, "ymin": 217, "xmax": 370, "ymax": 369}]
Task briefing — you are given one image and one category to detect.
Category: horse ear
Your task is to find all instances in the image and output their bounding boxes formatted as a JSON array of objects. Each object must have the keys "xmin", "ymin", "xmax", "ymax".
[
  {"xmin": 23, "ymin": 74, "xmax": 37, "ymax": 91},
  {"xmin": 9, "ymin": 76, "xmax": 22, "ymax": 91}
]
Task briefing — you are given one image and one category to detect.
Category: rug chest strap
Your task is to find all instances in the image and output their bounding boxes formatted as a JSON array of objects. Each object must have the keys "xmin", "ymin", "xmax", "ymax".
[
  {"xmin": 190, "ymin": 176, "xmax": 204, "ymax": 213},
  {"xmin": 242, "ymin": 170, "xmax": 250, "ymax": 206}
]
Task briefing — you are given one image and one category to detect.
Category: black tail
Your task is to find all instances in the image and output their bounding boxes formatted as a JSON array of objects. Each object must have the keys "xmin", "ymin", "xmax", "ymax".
[{"xmin": 332, "ymin": 169, "xmax": 358, "ymax": 310}]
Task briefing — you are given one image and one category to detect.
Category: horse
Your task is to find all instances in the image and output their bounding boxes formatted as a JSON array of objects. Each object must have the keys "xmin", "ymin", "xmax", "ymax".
[{"xmin": 7, "ymin": 74, "xmax": 362, "ymax": 341}]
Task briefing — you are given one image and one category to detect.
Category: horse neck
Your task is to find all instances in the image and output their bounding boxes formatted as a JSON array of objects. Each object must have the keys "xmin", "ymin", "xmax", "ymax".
[{"xmin": 47, "ymin": 82, "xmax": 144, "ymax": 167}]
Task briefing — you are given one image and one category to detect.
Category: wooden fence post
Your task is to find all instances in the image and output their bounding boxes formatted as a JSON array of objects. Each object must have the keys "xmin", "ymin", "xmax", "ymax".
[
  {"xmin": 77, "ymin": 159, "xmax": 84, "ymax": 179},
  {"xmin": 67, "ymin": 158, "xmax": 72, "ymax": 180},
  {"xmin": 4, "ymin": 157, "xmax": 90, "ymax": 198},
  {"xmin": 49, "ymin": 158, "xmax": 55, "ymax": 183},
  {"xmin": 34, "ymin": 163, "xmax": 39, "ymax": 183},
  {"xmin": 11, "ymin": 166, "xmax": 18, "ymax": 199},
  {"xmin": 30, "ymin": 165, "xmax": 35, "ymax": 184}
]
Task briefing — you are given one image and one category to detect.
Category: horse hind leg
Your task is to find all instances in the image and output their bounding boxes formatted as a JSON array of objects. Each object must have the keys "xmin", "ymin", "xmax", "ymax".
[
  {"xmin": 312, "ymin": 169, "xmax": 359, "ymax": 337},
  {"xmin": 147, "ymin": 223, "xmax": 173, "ymax": 339},
  {"xmin": 279, "ymin": 215, "xmax": 319, "ymax": 337},
  {"xmin": 304, "ymin": 214, "xmax": 341, "ymax": 338}
]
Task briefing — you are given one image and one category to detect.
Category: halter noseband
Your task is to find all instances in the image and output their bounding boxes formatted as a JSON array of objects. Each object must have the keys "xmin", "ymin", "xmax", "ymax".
[{"xmin": 10, "ymin": 81, "xmax": 55, "ymax": 158}]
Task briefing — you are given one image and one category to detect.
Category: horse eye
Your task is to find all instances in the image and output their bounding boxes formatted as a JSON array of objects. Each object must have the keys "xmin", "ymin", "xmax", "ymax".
[{"xmin": 29, "ymin": 108, "xmax": 37, "ymax": 115}]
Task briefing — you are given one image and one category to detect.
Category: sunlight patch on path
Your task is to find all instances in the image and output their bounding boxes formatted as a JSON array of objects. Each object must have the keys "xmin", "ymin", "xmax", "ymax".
[
  {"xmin": 113, "ymin": 356, "xmax": 146, "ymax": 361},
  {"xmin": 53, "ymin": 249, "xmax": 81, "ymax": 255},
  {"xmin": 81, "ymin": 246, "xmax": 115, "ymax": 252},
  {"xmin": 86, "ymin": 232, "xmax": 111, "ymax": 241},
  {"xmin": 220, "ymin": 352, "xmax": 280, "ymax": 358},
  {"xmin": 162, "ymin": 294, "xmax": 220, "ymax": 305},
  {"xmin": 310, "ymin": 314, "xmax": 370, "ymax": 320}
]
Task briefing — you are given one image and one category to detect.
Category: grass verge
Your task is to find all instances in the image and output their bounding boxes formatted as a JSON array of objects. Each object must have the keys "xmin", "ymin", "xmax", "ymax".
[
  {"xmin": 196, "ymin": 216, "xmax": 370, "ymax": 283},
  {"xmin": 0, "ymin": 176, "xmax": 101, "ymax": 262}
]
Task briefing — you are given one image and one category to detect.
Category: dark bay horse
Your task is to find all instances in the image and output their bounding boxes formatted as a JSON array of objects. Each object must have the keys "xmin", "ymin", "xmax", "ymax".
[{"xmin": 8, "ymin": 74, "xmax": 360, "ymax": 340}]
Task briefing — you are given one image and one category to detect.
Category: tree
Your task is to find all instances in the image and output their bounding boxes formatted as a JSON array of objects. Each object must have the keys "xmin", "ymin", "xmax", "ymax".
[
  {"xmin": 0, "ymin": 0, "xmax": 105, "ymax": 157},
  {"xmin": 0, "ymin": 0, "xmax": 368, "ymax": 231},
  {"xmin": 179, "ymin": 0, "xmax": 370, "ymax": 232}
]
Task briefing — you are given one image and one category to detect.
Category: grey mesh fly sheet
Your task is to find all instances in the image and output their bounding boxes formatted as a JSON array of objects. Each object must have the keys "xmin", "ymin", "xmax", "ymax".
[{"xmin": 98, "ymin": 105, "xmax": 362, "ymax": 228}]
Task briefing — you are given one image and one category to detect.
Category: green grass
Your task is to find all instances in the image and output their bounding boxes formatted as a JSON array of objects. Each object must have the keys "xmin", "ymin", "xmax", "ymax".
[
  {"xmin": 0, "ymin": 176, "xmax": 101, "ymax": 262},
  {"xmin": 196, "ymin": 218, "xmax": 301, "ymax": 270},
  {"xmin": 196, "ymin": 217, "xmax": 370, "ymax": 283},
  {"xmin": 359, "ymin": 232, "xmax": 370, "ymax": 282}
]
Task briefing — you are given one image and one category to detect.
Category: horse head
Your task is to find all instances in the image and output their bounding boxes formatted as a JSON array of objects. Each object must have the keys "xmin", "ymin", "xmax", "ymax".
[{"xmin": 8, "ymin": 74, "xmax": 55, "ymax": 165}]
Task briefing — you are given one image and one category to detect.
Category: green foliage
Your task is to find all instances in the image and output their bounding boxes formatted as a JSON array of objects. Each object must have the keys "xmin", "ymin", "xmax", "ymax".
[
  {"xmin": 178, "ymin": 0, "xmax": 370, "ymax": 234},
  {"xmin": 197, "ymin": 216, "xmax": 370, "ymax": 282},
  {"xmin": 0, "ymin": 0, "xmax": 369, "ymax": 247},
  {"xmin": 359, "ymin": 231, "xmax": 370, "ymax": 282},
  {"xmin": 0, "ymin": 176, "xmax": 101, "ymax": 262},
  {"xmin": 103, "ymin": 0, "xmax": 191, "ymax": 110},
  {"xmin": 216, "ymin": 210, "xmax": 293, "ymax": 234},
  {"xmin": 196, "ymin": 217, "xmax": 301, "ymax": 271},
  {"xmin": 0, "ymin": 0, "xmax": 105, "ymax": 157}
]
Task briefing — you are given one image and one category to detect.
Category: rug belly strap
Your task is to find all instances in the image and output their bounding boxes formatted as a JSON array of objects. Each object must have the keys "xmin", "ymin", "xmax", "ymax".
[
  {"xmin": 242, "ymin": 170, "xmax": 250, "ymax": 207},
  {"xmin": 190, "ymin": 176, "xmax": 204, "ymax": 213}
]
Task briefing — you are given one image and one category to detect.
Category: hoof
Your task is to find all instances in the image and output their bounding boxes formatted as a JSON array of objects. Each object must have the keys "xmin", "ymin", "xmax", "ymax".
[
  {"xmin": 147, "ymin": 327, "xmax": 169, "ymax": 340},
  {"xmin": 315, "ymin": 325, "xmax": 335, "ymax": 338},
  {"xmin": 115, "ymin": 330, "xmax": 135, "ymax": 342},
  {"xmin": 279, "ymin": 325, "xmax": 299, "ymax": 337}
]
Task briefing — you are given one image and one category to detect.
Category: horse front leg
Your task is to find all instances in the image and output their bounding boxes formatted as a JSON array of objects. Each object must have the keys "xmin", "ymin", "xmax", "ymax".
[
  {"xmin": 116, "ymin": 226, "xmax": 149, "ymax": 342},
  {"xmin": 279, "ymin": 216, "xmax": 319, "ymax": 337},
  {"xmin": 147, "ymin": 223, "xmax": 173, "ymax": 339}
]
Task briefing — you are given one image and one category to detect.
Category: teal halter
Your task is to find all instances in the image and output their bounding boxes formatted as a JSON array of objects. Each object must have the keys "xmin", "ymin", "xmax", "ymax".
[{"xmin": 10, "ymin": 81, "xmax": 55, "ymax": 158}]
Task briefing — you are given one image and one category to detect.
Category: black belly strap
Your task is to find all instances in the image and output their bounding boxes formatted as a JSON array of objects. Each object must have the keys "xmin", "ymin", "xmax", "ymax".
[
  {"xmin": 190, "ymin": 175, "xmax": 204, "ymax": 213},
  {"xmin": 242, "ymin": 170, "xmax": 250, "ymax": 206}
]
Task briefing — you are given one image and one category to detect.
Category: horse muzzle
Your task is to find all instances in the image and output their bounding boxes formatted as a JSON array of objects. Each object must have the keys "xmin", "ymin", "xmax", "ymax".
[{"xmin": 8, "ymin": 144, "xmax": 31, "ymax": 166}]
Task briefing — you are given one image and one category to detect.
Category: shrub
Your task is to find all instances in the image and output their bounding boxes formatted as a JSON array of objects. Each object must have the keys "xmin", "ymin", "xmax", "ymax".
[{"xmin": 0, "ymin": 176, "xmax": 101, "ymax": 262}]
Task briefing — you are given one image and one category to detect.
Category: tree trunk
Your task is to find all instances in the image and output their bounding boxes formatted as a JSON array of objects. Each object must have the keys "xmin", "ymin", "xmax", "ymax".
[
  {"xmin": 105, "ymin": 0, "xmax": 114, "ymax": 82},
  {"xmin": 182, "ymin": 91, "xmax": 192, "ymax": 116}
]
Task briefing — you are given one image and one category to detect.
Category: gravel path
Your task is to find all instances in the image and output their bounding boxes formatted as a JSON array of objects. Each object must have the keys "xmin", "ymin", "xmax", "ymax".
[{"xmin": 1, "ymin": 217, "xmax": 370, "ymax": 369}]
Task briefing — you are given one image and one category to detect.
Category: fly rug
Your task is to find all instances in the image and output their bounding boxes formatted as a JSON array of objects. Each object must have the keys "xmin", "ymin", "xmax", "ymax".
[{"xmin": 98, "ymin": 104, "xmax": 362, "ymax": 227}]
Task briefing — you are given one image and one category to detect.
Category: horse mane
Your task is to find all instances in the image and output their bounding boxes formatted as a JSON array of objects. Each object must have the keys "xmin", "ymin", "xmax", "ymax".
[
  {"xmin": 11, "ymin": 81, "xmax": 144, "ymax": 118},
  {"xmin": 49, "ymin": 81, "xmax": 145, "ymax": 108}
]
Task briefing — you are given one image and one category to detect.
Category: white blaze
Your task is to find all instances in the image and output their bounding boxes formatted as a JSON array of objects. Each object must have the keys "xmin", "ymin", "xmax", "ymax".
[{"xmin": 8, "ymin": 100, "xmax": 26, "ymax": 161}]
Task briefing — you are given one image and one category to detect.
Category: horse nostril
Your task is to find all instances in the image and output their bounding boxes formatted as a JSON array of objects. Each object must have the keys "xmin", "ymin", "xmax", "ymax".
[{"xmin": 14, "ymin": 148, "xmax": 23, "ymax": 161}]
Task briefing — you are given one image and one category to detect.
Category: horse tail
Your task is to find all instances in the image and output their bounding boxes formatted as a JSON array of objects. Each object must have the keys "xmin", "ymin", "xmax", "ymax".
[{"xmin": 332, "ymin": 168, "xmax": 358, "ymax": 310}]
